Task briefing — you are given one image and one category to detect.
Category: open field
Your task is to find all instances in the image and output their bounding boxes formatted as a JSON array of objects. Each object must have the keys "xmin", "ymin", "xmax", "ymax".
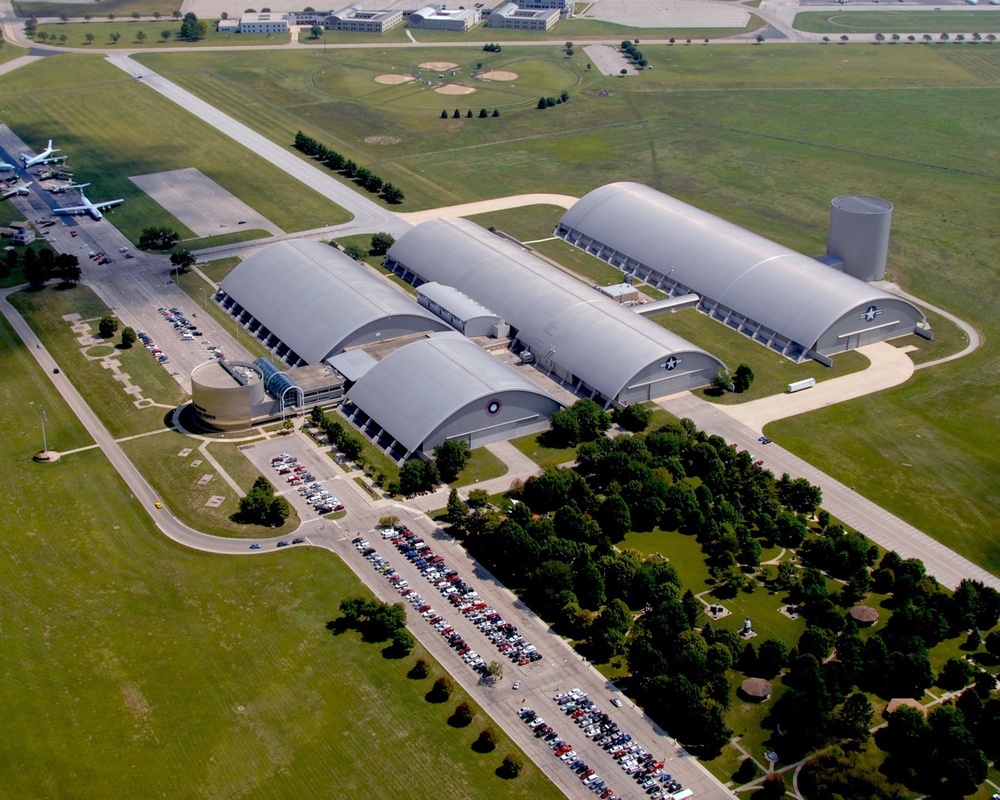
[
  {"xmin": 131, "ymin": 44, "xmax": 1000, "ymax": 562},
  {"xmin": 510, "ymin": 431, "xmax": 577, "ymax": 470},
  {"xmin": 453, "ymin": 445, "xmax": 509, "ymax": 487},
  {"xmin": 0, "ymin": 314, "xmax": 557, "ymax": 798},
  {"xmin": 9, "ymin": 284, "xmax": 185, "ymax": 438},
  {"xmin": 33, "ymin": 21, "xmax": 291, "ymax": 47},
  {"xmin": 16, "ymin": 0, "xmax": 177, "ymax": 16},
  {"xmin": 121, "ymin": 428, "xmax": 303, "ymax": 537},
  {"xmin": 0, "ymin": 55, "xmax": 346, "ymax": 243},
  {"xmin": 0, "ymin": 40, "xmax": 28, "ymax": 65},
  {"xmin": 195, "ymin": 255, "xmax": 240, "ymax": 285},
  {"xmin": 794, "ymin": 10, "xmax": 1000, "ymax": 34}
]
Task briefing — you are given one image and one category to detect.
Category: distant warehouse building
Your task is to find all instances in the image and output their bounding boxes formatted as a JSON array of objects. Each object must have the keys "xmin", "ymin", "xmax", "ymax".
[
  {"xmin": 217, "ymin": 240, "xmax": 450, "ymax": 366},
  {"xmin": 524, "ymin": 0, "xmax": 575, "ymax": 17},
  {"xmin": 416, "ymin": 282, "xmax": 509, "ymax": 338},
  {"xmin": 385, "ymin": 218, "xmax": 725, "ymax": 406},
  {"xmin": 238, "ymin": 12, "xmax": 290, "ymax": 32},
  {"xmin": 408, "ymin": 4, "xmax": 481, "ymax": 31},
  {"xmin": 343, "ymin": 332, "xmax": 560, "ymax": 458},
  {"xmin": 487, "ymin": 3, "xmax": 560, "ymax": 30},
  {"xmin": 556, "ymin": 182, "xmax": 929, "ymax": 364}
]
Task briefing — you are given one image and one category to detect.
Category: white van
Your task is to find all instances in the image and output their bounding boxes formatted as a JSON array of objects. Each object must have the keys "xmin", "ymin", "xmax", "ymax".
[{"xmin": 181, "ymin": 333, "xmax": 193, "ymax": 341}]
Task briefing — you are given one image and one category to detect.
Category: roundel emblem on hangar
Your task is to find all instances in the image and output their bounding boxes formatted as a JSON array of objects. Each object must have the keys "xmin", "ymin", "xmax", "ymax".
[{"xmin": 485, "ymin": 398, "xmax": 503, "ymax": 416}]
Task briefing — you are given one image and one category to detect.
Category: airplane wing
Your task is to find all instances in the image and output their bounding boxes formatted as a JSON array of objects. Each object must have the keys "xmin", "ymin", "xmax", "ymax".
[
  {"xmin": 94, "ymin": 199, "xmax": 124, "ymax": 210},
  {"xmin": 53, "ymin": 205, "xmax": 87, "ymax": 215}
]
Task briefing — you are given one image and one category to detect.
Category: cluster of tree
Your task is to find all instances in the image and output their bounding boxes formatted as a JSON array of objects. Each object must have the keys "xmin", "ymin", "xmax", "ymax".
[
  {"xmin": 178, "ymin": 12, "xmax": 207, "ymax": 41},
  {"xmin": 441, "ymin": 108, "xmax": 500, "ymax": 119},
  {"xmin": 620, "ymin": 40, "xmax": 648, "ymax": 69},
  {"xmin": 237, "ymin": 476, "xmax": 291, "ymax": 526},
  {"xmin": 612, "ymin": 403, "xmax": 652, "ymax": 433},
  {"xmin": 877, "ymin": 688, "xmax": 1000, "ymax": 796},
  {"xmin": 139, "ymin": 227, "xmax": 179, "ymax": 250},
  {"xmin": 309, "ymin": 406, "xmax": 364, "ymax": 463},
  {"xmin": 337, "ymin": 596, "xmax": 413, "ymax": 651},
  {"xmin": 710, "ymin": 363, "xmax": 754, "ymax": 394},
  {"xmin": 293, "ymin": 131, "xmax": 403, "ymax": 204},
  {"xmin": 548, "ymin": 398, "xmax": 611, "ymax": 447},
  {"xmin": 564, "ymin": 41, "xmax": 574, "ymax": 57},
  {"xmin": 536, "ymin": 91, "xmax": 570, "ymax": 109},
  {"xmin": 433, "ymin": 439, "xmax": 470, "ymax": 483},
  {"xmin": 482, "ymin": 43, "xmax": 502, "ymax": 52},
  {"xmin": 15, "ymin": 249, "xmax": 82, "ymax": 288},
  {"xmin": 399, "ymin": 457, "xmax": 440, "ymax": 496}
]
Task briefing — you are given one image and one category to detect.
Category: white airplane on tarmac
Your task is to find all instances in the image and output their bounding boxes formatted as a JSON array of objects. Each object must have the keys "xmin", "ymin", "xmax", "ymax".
[
  {"xmin": 0, "ymin": 159, "xmax": 16, "ymax": 172},
  {"xmin": 52, "ymin": 184, "xmax": 124, "ymax": 220},
  {"xmin": 2, "ymin": 181, "xmax": 33, "ymax": 199},
  {"xmin": 21, "ymin": 140, "xmax": 60, "ymax": 169}
]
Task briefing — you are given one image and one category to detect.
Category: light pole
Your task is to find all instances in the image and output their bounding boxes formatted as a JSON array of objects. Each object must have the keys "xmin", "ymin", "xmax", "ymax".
[{"xmin": 199, "ymin": 286, "xmax": 208, "ymax": 312}]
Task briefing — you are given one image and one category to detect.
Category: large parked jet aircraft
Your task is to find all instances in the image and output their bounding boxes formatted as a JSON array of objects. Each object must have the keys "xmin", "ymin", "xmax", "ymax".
[
  {"xmin": 0, "ymin": 159, "xmax": 16, "ymax": 172},
  {"xmin": 52, "ymin": 184, "xmax": 123, "ymax": 220},
  {"xmin": 21, "ymin": 140, "xmax": 59, "ymax": 169},
  {"xmin": 2, "ymin": 182, "xmax": 33, "ymax": 199}
]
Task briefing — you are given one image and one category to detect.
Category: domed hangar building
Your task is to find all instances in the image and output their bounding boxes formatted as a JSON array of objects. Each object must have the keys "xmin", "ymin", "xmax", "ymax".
[
  {"xmin": 217, "ymin": 240, "xmax": 450, "ymax": 365},
  {"xmin": 344, "ymin": 333, "xmax": 561, "ymax": 459},
  {"xmin": 555, "ymin": 182, "xmax": 928, "ymax": 364},
  {"xmin": 384, "ymin": 218, "xmax": 724, "ymax": 406}
]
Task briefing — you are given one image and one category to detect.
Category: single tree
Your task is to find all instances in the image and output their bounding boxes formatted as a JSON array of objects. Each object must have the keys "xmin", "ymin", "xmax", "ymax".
[
  {"xmin": 453, "ymin": 108, "xmax": 461, "ymax": 118},
  {"xmin": 170, "ymin": 250, "xmax": 196, "ymax": 272},
  {"xmin": 486, "ymin": 660, "xmax": 503, "ymax": 682},
  {"xmin": 110, "ymin": 31, "xmax": 121, "ymax": 43},
  {"xmin": 136, "ymin": 30, "xmax": 146, "ymax": 42},
  {"xmin": 874, "ymin": 33, "xmax": 885, "ymax": 44},
  {"xmin": 410, "ymin": 658, "xmax": 429, "ymax": 678},
  {"xmin": 840, "ymin": 34, "xmax": 849, "ymax": 43},
  {"xmin": 160, "ymin": 30, "xmax": 172, "ymax": 41},
  {"xmin": 492, "ymin": 108, "xmax": 500, "ymax": 117},
  {"xmin": 434, "ymin": 439, "xmax": 471, "ymax": 483},
  {"xmin": 756, "ymin": 34, "xmax": 765, "ymax": 44},
  {"xmin": 120, "ymin": 327, "xmax": 137, "ymax": 349},
  {"xmin": 711, "ymin": 368, "xmax": 732, "ymax": 393},
  {"xmin": 620, "ymin": 68, "xmax": 628, "ymax": 76},
  {"xmin": 391, "ymin": 628, "xmax": 415, "ymax": 654},
  {"xmin": 452, "ymin": 700, "xmax": 474, "ymax": 726},
  {"xmin": 431, "ymin": 675, "xmax": 453, "ymax": 701},
  {"xmin": 441, "ymin": 109, "xmax": 448, "ymax": 119},
  {"xmin": 478, "ymin": 107, "xmax": 488, "ymax": 118},
  {"xmin": 99, "ymin": 315, "xmax": 119, "ymax": 338},
  {"xmin": 500, "ymin": 754, "xmax": 523, "ymax": 778},
  {"xmin": 85, "ymin": 32, "xmax": 95, "ymax": 43},
  {"xmin": 733, "ymin": 364, "xmax": 754, "ymax": 393},
  {"xmin": 369, "ymin": 232, "xmax": 395, "ymax": 255},
  {"xmin": 309, "ymin": 24, "xmax": 322, "ymax": 39},
  {"xmin": 475, "ymin": 726, "xmax": 497, "ymax": 751}
]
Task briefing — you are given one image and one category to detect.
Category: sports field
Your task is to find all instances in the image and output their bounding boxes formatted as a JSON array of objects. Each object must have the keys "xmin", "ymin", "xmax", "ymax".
[
  {"xmin": 794, "ymin": 9, "xmax": 1000, "ymax": 33},
  {"xmin": 0, "ymin": 309, "xmax": 558, "ymax": 798},
  {"xmin": 132, "ymin": 44, "xmax": 1000, "ymax": 571},
  {"xmin": 0, "ymin": 56, "xmax": 346, "ymax": 243}
]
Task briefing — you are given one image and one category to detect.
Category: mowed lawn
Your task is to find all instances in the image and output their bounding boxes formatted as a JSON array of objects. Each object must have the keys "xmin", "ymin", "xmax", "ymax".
[
  {"xmin": 0, "ymin": 55, "xmax": 346, "ymax": 243},
  {"xmin": 33, "ymin": 21, "xmax": 291, "ymax": 47},
  {"xmin": 0, "ymin": 313, "xmax": 559, "ymax": 800},
  {"xmin": 129, "ymin": 44, "xmax": 1000, "ymax": 566},
  {"xmin": 794, "ymin": 10, "xmax": 1000, "ymax": 34},
  {"xmin": 10, "ymin": 285, "xmax": 185, "ymax": 438}
]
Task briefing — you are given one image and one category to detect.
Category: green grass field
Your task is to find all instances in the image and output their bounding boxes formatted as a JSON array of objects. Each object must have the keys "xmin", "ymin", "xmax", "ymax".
[
  {"xmin": 9, "ymin": 284, "xmax": 185, "ymax": 438},
  {"xmin": 794, "ymin": 10, "xmax": 1000, "ymax": 34},
  {"xmin": 452, "ymin": 446, "xmax": 509, "ymax": 488},
  {"xmin": 33, "ymin": 21, "xmax": 291, "ymax": 47},
  {"xmin": 510, "ymin": 432, "xmax": 577, "ymax": 470},
  {"xmin": 0, "ymin": 56, "xmax": 347, "ymax": 242},
  {"xmin": 0, "ymin": 309, "xmax": 559, "ymax": 797},
  {"xmin": 16, "ymin": 0, "xmax": 177, "ymax": 16}
]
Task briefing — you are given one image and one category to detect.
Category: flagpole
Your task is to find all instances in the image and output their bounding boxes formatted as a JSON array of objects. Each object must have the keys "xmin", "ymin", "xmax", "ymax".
[{"xmin": 40, "ymin": 407, "xmax": 48, "ymax": 454}]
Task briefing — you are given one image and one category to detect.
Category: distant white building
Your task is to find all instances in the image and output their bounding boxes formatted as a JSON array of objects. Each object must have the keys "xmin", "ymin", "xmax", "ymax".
[
  {"xmin": 527, "ymin": 0, "xmax": 575, "ymax": 17},
  {"xmin": 216, "ymin": 18, "xmax": 239, "ymax": 32},
  {"xmin": 238, "ymin": 12, "xmax": 289, "ymax": 33},
  {"xmin": 408, "ymin": 4, "xmax": 481, "ymax": 31},
  {"xmin": 327, "ymin": 4, "xmax": 404, "ymax": 32},
  {"xmin": 487, "ymin": 3, "xmax": 559, "ymax": 29}
]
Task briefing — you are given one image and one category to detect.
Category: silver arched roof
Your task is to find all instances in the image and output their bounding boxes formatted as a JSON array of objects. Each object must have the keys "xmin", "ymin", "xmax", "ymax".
[
  {"xmin": 386, "ymin": 218, "xmax": 724, "ymax": 401},
  {"xmin": 558, "ymin": 182, "xmax": 923, "ymax": 350},
  {"xmin": 219, "ymin": 240, "xmax": 447, "ymax": 364},
  {"xmin": 347, "ymin": 333, "xmax": 559, "ymax": 453}
]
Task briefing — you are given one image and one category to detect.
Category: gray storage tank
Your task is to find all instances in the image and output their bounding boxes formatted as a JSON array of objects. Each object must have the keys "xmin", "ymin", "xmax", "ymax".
[{"xmin": 826, "ymin": 195, "xmax": 893, "ymax": 282}]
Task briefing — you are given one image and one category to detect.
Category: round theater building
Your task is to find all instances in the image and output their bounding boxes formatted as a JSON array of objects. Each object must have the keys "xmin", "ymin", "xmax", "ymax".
[{"xmin": 191, "ymin": 360, "xmax": 265, "ymax": 431}]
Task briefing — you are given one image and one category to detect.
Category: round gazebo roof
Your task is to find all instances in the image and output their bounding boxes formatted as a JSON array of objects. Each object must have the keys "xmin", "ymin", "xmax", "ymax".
[
  {"xmin": 740, "ymin": 678, "xmax": 773, "ymax": 699},
  {"xmin": 849, "ymin": 605, "xmax": 880, "ymax": 624}
]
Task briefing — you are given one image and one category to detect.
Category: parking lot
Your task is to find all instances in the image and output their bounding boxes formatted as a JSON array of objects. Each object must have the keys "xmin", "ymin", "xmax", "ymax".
[{"xmin": 240, "ymin": 435, "xmax": 351, "ymax": 523}]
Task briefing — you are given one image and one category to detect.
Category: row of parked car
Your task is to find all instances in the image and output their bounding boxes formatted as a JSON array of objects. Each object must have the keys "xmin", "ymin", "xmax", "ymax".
[
  {"xmin": 136, "ymin": 329, "xmax": 168, "ymax": 364},
  {"xmin": 551, "ymin": 690, "xmax": 691, "ymax": 800},
  {"xmin": 386, "ymin": 527, "xmax": 543, "ymax": 668},
  {"xmin": 157, "ymin": 306, "xmax": 203, "ymax": 342},
  {"xmin": 518, "ymin": 705, "xmax": 622, "ymax": 799}
]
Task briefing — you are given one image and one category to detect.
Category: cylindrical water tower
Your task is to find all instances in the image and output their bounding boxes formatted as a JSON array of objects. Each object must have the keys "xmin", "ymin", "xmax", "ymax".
[{"xmin": 826, "ymin": 195, "xmax": 893, "ymax": 282}]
